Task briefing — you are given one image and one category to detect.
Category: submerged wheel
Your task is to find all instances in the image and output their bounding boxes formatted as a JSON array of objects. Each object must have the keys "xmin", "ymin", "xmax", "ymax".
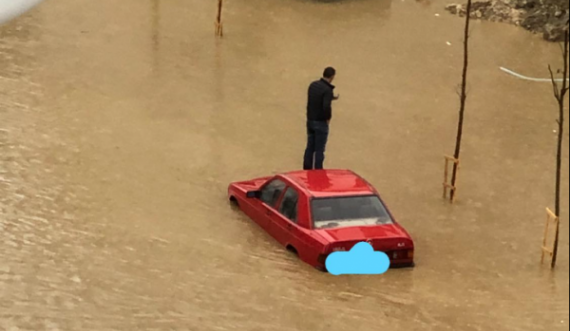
[
  {"xmin": 316, "ymin": 265, "xmax": 329, "ymax": 273},
  {"xmin": 286, "ymin": 245, "xmax": 298, "ymax": 256}
]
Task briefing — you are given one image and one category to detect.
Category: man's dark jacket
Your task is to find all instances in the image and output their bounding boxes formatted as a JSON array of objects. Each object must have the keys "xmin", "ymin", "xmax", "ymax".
[{"xmin": 307, "ymin": 78, "xmax": 335, "ymax": 122}]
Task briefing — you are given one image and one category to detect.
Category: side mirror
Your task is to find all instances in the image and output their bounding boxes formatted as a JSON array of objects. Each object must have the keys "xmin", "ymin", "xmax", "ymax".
[{"xmin": 246, "ymin": 190, "xmax": 260, "ymax": 199}]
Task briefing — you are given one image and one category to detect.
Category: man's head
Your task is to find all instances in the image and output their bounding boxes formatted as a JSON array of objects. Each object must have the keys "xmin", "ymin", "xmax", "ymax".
[{"xmin": 323, "ymin": 67, "xmax": 336, "ymax": 83}]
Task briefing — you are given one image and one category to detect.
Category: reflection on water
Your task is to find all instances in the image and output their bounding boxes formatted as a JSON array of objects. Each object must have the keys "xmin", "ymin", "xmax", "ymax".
[
  {"xmin": 1, "ymin": 0, "xmax": 568, "ymax": 330},
  {"xmin": 151, "ymin": 0, "xmax": 160, "ymax": 74}
]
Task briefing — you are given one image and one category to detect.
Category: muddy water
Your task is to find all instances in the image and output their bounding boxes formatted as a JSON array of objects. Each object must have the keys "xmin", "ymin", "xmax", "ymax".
[{"xmin": 1, "ymin": 0, "xmax": 569, "ymax": 330}]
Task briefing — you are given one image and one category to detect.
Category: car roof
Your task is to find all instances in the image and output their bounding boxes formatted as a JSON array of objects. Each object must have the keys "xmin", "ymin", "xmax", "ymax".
[{"xmin": 282, "ymin": 169, "xmax": 376, "ymax": 198}]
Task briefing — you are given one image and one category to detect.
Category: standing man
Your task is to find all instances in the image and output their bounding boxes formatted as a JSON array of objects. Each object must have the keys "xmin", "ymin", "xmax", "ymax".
[{"xmin": 303, "ymin": 67, "xmax": 338, "ymax": 170}]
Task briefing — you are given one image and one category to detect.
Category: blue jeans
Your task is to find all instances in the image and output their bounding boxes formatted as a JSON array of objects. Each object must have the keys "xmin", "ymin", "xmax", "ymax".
[{"xmin": 303, "ymin": 120, "xmax": 329, "ymax": 170}]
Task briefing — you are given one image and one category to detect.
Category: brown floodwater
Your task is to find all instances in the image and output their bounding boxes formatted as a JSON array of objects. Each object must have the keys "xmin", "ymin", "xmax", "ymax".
[{"xmin": 1, "ymin": 0, "xmax": 569, "ymax": 330}]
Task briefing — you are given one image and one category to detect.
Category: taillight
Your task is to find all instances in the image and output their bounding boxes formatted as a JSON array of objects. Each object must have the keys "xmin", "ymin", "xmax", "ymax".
[{"xmin": 389, "ymin": 250, "xmax": 414, "ymax": 260}]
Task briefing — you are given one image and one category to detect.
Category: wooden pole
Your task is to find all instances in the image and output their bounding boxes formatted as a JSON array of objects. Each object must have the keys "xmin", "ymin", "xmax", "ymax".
[
  {"xmin": 451, "ymin": 160, "xmax": 460, "ymax": 203},
  {"xmin": 542, "ymin": 209, "xmax": 552, "ymax": 264},
  {"xmin": 443, "ymin": 156, "xmax": 460, "ymax": 203},
  {"xmin": 542, "ymin": 208, "xmax": 560, "ymax": 266},
  {"xmin": 444, "ymin": 157, "xmax": 449, "ymax": 199}
]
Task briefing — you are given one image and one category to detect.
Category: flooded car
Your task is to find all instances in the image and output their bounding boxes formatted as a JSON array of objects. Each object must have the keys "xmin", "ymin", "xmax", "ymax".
[{"xmin": 228, "ymin": 169, "xmax": 415, "ymax": 271}]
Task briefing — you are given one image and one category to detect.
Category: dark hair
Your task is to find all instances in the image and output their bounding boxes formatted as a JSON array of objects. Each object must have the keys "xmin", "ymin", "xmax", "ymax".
[{"xmin": 323, "ymin": 67, "xmax": 336, "ymax": 79}]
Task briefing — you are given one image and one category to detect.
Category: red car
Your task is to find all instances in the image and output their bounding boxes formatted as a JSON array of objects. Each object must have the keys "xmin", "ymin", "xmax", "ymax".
[{"xmin": 228, "ymin": 169, "xmax": 415, "ymax": 271}]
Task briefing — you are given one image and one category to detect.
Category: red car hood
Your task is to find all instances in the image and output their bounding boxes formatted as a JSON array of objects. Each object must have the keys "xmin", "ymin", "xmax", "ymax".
[{"xmin": 315, "ymin": 224, "xmax": 414, "ymax": 251}]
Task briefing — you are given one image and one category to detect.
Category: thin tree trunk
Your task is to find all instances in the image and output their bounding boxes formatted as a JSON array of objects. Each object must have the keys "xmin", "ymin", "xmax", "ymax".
[
  {"xmin": 215, "ymin": 0, "xmax": 223, "ymax": 37},
  {"xmin": 451, "ymin": 0, "xmax": 473, "ymax": 201},
  {"xmin": 551, "ymin": 22, "xmax": 569, "ymax": 269},
  {"xmin": 217, "ymin": 0, "xmax": 223, "ymax": 25}
]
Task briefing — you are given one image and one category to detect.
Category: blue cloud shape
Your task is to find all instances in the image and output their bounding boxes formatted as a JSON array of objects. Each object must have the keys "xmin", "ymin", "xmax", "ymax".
[{"xmin": 326, "ymin": 242, "xmax": 391, "ymax": 276}]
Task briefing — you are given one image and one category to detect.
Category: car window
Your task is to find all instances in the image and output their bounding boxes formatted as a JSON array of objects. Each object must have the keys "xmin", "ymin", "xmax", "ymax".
[
  {"xmin": 279, "ymin": 187, "xmax": 299, "ymax": 223},
  {"xmin": 260, "ymin": 179, "xmax": 287, "ymax": 208},
  {"xmin": 311, "ymin": 195, "xmax": 394, "ymax": 229}
]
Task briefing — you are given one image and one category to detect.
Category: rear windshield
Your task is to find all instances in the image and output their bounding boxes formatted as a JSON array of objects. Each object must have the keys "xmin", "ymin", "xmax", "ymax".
[{"xmin": 311, "ymin": 195, "xmax": 394, "ymax": 229}]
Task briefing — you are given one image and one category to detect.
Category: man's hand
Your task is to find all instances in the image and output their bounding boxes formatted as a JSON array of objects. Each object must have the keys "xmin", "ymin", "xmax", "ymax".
[{"xmin": 333, "ymin": 94, "xmax": 340, "ymax": 101}]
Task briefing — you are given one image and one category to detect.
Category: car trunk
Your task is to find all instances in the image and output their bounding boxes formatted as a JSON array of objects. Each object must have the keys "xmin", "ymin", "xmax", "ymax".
[{"xmin": 316, "ymin": 225, "xmax": 414, "ymax": 264}]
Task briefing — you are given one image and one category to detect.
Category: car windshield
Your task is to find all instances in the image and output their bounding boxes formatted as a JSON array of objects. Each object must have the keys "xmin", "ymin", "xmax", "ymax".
[{"xmin": 311, "ymin": 195, "xmax": 394, "ymax": 229}]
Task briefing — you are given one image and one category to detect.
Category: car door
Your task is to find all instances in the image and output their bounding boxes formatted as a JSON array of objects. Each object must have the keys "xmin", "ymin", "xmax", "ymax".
[
  {"xmin": 256, "ymin": 179, "xmax": 287, "ymax": 233},
  {"xmin": 268, "ymin": 186, "xmax": 305, "ymax": 252},
  {"xmin": 278, "ymin": 192, "xmax": 326, "ymax": 267}
]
